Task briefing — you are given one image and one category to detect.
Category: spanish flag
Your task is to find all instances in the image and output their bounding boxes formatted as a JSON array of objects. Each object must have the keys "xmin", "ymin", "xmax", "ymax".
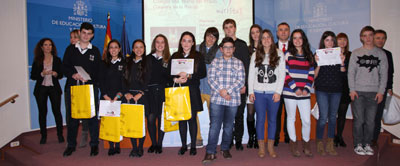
[{"xmin": 102, "ymin": 12, "xmax": 112, "ymax": 60}]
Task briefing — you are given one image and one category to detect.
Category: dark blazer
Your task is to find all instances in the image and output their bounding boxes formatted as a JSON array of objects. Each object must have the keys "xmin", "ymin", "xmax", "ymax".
[
  {"xmin": 30, "ymin": 56, "xmax": 63, "ymax": 96},
  {"xmin": 168, "ymin": 51, "xmax": 207, "ymax": 112}
]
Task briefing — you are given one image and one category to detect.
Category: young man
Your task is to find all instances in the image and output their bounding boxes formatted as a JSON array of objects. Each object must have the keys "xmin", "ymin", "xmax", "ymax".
[
  {"xmin": 203, "ymin": 37, "xmax": 245, "ymax": 164},
  {"xmin": 348, "ymin": 26, "xmax": 388, "ymax": 156},
  {"xmin": 274, "ymin": 22, "xmax": 290, "ymax": 146},
  {"xmin": 372, "ymin": 29, "xmax": 394, "ymax": 146},
  {"xmin": 62, "ymin": 22, "xmax": 101, "ymax": 157},
  {"xmin": 223, "ymin": 18, "xmax": 250, "ymax": 150}
]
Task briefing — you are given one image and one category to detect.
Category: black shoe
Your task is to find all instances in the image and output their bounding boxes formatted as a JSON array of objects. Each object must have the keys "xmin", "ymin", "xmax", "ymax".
[
  {"xmin": 108, "ymin": 148, "xmax": 115, "ymax": 156},
  {"xmin": 178, "ymin": 146, "xmax": 187, "ymax": 155},
  {"xmin": 190, "ymin": 148, "xmax": 197, "ymax": 156},
  {"xmin": 235, "ymin": 141, "xmax": 243, "ymax": 151},
  {"xmin": 148, "ymin": 145, "xmax": 155, "ymax": 153},
  {"xmin": 284, "ymin": 136, "xmax": 290, "ymax": 144},
  {"xmin": 115, "ymin": 147, "xmax": 121, "ymax": 154},
  {"xmin": 63, "ymin": 147, "xmax": 76, "ymax": 157},
  {"xmin": 58, "ymin": 136, "xmax": 65, "ymax": 143},
  {"xmin": 339, "ymin": 137, "xmax": 347, "ymax": 147},
  {"xmin": 253, "ymin": 135, "xmax": 259, "ymax": 149},
  {"xmin": 202, "ymin": 153, "xmax": 216, "ymax": 164},
  {"xmin": 334, "ymin": 136, "xmax": 339, "ymax": 147},
  {"xmin": 90, "ymin": 146, "xmax": 99, "ymax": 156},
  {"xmin": 221, "ymin": 150, "xmax": 232, "ymax": 159},
  {"xmin": 137, "ymin": 149, "xmax": 144, "ymax": 157},
  {"xmin": 129, "ymin": 149, "xmax": 138, "ymax": 157},
  {"xmin": 247, "ymin": 135, "xmax": 254, "ymax": 148},
  {"xmin": 40, "ymin": 136, "xmax": 47, "ymax": 144},
  {"xmin": 155, "ymin": 145, "xmax": 163, "ymax": 154},
  {"xmin": 274, "ymin": 138, "xmax": 279, "ymax": 147}
]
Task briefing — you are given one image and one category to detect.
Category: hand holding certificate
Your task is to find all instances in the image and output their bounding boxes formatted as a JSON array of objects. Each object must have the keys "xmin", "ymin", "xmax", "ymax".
[
  {"xmin": 170, "ymin": 59, "xmax": 194, "ymax": 75},
  {"xmin": 315, "ymin": 47, "xmax": 342, "ymax": 66}
]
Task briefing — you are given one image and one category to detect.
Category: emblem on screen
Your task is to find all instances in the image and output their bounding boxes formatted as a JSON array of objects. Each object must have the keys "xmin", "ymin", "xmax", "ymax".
[{"xmin": 74, "ymin": 0, "xmax": 88, "ymax": 17}]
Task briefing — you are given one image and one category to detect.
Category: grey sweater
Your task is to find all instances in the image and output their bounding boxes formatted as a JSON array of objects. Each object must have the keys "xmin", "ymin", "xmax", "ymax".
[{"xmin": 348, "ymin": 46, "xmax": 388, "ymax": 94}]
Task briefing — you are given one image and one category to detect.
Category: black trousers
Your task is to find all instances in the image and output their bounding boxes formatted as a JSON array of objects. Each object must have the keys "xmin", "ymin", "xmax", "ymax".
[
  {"xmin": 34, "ymin": 86, "xmax": 63, "ymax": 137},
  {"xmin": 179, "ymin": 111, "xmax": 198, "ymax": 148},
  {"xmin": 275, "ymin": 97, "xmax": 288, "ymax": 140},
  {"xmin": 373, "ymin": 90, "xmax": 388, "ymax": 141},
  {"xmin": 147, "ymin": 85, "xmax": 165, "ymax": 147},
  {"xmin": 234, "ymin": 94, "xmax": 247, "ymax": 141},
  {"xmin": 65, "ymin": 86, "xmax": 99, "ymax": 148}
]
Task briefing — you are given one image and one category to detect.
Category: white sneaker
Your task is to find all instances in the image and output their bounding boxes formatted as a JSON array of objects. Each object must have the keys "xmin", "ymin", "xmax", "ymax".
[
  {"xmin": 354, "ymin": 144, "xmax": 365, "ymax": 155},
  {"xmin": 364, "ymin": 144, "xmax": 374, "ymax": 155}
]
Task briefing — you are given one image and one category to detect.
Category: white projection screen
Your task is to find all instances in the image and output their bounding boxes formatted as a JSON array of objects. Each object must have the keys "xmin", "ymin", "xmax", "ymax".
[{"xmin": 144, "ymin": 0, "xmax": 254, "ymax": 54}]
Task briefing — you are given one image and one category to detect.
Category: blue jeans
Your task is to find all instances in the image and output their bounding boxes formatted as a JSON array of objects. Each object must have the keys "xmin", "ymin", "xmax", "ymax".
[
  {"xmin": 206, "ymin": 103, "xmax": 238, "ymax": 154},
  {"xmin": 254, "ymin": 92, "xmax": 280, "ymax": 140},
  {"xmin": 316, "ymin": 91, "xmax": 341, "ymax": 139}
]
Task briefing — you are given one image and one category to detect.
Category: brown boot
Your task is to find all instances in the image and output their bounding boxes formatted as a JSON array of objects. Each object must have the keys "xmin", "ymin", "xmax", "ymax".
[
  {"xmin": 289, "ymin": 140, "xmax": 301, "ymax": 157},
  {"xmin": 326, "ymin": 138, "xmax": 338, "ymax": 156},
  {"xmin": 258, "ymin": 140, "xmax": 265, "ymax": 158},
  {"xmin": 303, "ymin": 140, "xmax": 313, "ymax": 157},
  {"xmin": 267, "ymin": 139, "xmax": 277, "ymax": 158},
  {"xmin": 316, "ymin": 139, "xmax": 326, "ymax": 156}
]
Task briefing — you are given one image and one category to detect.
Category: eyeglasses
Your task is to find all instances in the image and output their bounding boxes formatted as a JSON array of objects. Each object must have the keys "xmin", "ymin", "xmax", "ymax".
[{"xmin": 222, "ymin": 46, "xmax": 234, "ymax": 50}]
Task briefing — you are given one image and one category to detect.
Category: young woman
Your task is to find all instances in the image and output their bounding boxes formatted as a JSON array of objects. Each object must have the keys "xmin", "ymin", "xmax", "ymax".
[
  {"xmin": 147, "ymin": 34, "xmax": 171, "ymax": 154},
  {"xmin": 99, "ymin": 39, "xmax": 124, "ymax": 156},
  {"xmin": 123, "ymin": 40, "xmax": 149, "ymax": 158},
  {"xmin": 31, "ymin": 38, "xmax": 64, "ymax": 144},
  {"xmin": 282, "ymin": 29, "xmax": 314, "ymax": 157},
  {"xmin": 168, "ymin": 31, "xmax": 206, "ymax": 156},
  {"xmin": 334, "ymin": 32, "xmax": 351, "ymax": 148},
  {"xmin": 314, "ymin": 31, "xmax": 346, "ymax": 156},
  {"xmin": 70, "ymin": 30, "xmax": 79, "ymax": 45},
  {"xmin": 248, "ymin": 29, "xmax": 286, "ymax": 158},
  {"xmin": 246, "ymin": 24, "xmax": 262, "ymax": 149}
]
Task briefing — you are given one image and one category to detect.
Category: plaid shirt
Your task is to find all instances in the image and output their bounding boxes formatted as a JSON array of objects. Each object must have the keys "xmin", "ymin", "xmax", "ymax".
[{"xmin": 208, "ymin": 56, "xmax": 245, "ymax": 106}]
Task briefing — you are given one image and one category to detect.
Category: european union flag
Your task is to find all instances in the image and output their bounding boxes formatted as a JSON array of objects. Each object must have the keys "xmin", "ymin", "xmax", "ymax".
[{"xmin": 121, "ymin": 17, "xmax": 130, "ymax": 58}]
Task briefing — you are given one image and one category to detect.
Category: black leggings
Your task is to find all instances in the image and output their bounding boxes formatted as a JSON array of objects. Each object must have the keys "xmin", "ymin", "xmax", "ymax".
[
  {"xmin": 147, "ymin": 86, "xmax": 165, "ymax": 146},
  {"xmin": 179, "ymin": 112, "xmax": 197, "ymax": 148},
  {"xmin": 130, "ymin": 137, "xmax": 145, "ymax": 150},
  {"xmin": 336, "ymin": 102, "xmax": 350, "ymax": 138}
]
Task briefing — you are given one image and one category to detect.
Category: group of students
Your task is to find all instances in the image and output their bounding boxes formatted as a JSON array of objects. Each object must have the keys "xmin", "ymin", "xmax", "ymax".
[{"xmin": 30, "ymin": 18, "xmax": 393, "ymax": 163}]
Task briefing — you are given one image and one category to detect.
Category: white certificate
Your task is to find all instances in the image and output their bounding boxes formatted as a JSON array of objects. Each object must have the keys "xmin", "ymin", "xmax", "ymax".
[
  {"xmin": 316, "ymin": 47, "xmax": 342, "ymax": 66},
  {"xmin": 74, "ymin": 66, "xmax": 92, "ymax": 80},
  {"xmin": 170, "ymin": 59, "xmax": 194, "ymax": 75},
  {"xmin": 99, "ymin": 100, "xmax": 121, "ymax": 117}
]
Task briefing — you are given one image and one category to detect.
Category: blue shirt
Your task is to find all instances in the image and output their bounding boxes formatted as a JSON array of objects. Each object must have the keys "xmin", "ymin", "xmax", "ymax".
[{"xmin": 196, "ymin": 46, "xmax": 222, "ymax": 95}]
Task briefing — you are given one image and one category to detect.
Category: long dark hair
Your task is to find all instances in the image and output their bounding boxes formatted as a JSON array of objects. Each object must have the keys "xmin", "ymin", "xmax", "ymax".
[
  {"xmin": 150, "ymin": 34, "xmax": 171, "ymax": 63},
  {"xmin": 33, "ymin": 38, "xmax": 57, "ymax": 65},
  {"xmin": 174, "ymin": 31, "xmax": 200, "ymax": 73},
  {"xmin": 249, "ymin": 24, "xmax": 262, "ymax": 54},
  {"xmin": 288, "ymin": 29, "xmax": 314, "ymax": 64},
  {"xmin": 104, "ymin": 39, "xmax": 123, "ymax": 67},
  {"xmin": 255, "ymin": 29, "xmax": 280, "ymax": 68},
  {"xmin": 125, "ymin": 39, "xmax": 147, "ymax": 84},
  {"xmin": 318, "ymin": 31, "xmax": 337, "ymax": 49}
]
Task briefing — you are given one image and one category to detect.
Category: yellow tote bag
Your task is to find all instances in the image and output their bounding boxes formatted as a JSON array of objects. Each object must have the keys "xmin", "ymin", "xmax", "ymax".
[
  {"xmin": 70, "ymin": 82, "xmax": 95, "ymax": 119},
  {"xmin": 160, "ymin": 102, "xmax": 179, "ymax": 132},
  {"xmin": 99, "ymin": 116, "xmax": 122, "ymax": 142},
  {"xmin": 120, "ymin": 103, "xmax": 145, "ymax": 138},
  {"xmin": 164, "ymin": 85, "xmax": 192, "ymax": 121}
]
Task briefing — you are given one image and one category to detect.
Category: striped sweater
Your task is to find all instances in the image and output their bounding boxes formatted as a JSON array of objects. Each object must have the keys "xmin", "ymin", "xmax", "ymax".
[{"xmin": 282, "ymin": 53, "xmax": 315, "ymax": 100}]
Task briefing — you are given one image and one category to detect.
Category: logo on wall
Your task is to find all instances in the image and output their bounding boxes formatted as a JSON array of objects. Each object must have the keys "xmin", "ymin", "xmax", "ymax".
[
  {"xmin": 74, "ymin": 0, "xmax": 88, "ymax": 16},
  {"xmin": 313, "ymin": 3, "xmax": 327, "ymax": 18}
]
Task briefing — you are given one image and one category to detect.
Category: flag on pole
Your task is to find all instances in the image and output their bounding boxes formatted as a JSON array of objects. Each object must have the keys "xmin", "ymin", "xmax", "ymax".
[
  {"xmin": 102, "ymin": 12, "xmax": 112, "ymax": 60},
  {"xmin": 121, "ymin": 16, "xmax": 131, "ymax": 58}
]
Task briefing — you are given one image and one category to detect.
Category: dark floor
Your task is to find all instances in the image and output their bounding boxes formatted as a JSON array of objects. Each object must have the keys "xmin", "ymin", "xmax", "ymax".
[{"xmin": 1, "ymin": 120, "xmax": 399, "ymax": 166}]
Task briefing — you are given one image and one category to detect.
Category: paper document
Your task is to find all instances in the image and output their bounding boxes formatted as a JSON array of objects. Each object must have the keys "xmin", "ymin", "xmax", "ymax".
[
  {"xmin": 316, "ymin": 47, "xmax": 342, "ymax": 66},
  {"xmin": 170, "ymin": 59, "xmax": 194, "ymax": 75},
  {"xmin": 74, "ymin": 66, "xmax": 92, "ymax": 80}
]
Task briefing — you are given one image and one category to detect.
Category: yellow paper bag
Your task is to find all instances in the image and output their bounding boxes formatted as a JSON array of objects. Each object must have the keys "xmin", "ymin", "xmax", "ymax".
[
  {"xmin": 165, "ymin": 86, "xmax": 192, "ymax": 121},
  {"xmin": 99, "ymin": 116, "xmax": 121, "ymax": 142},
  {"xmin": 70, "ymin": 83, "xmax": 95, "ymax": 119},
  {"xmin": 160, "ymin": 102, "xmax": 179, "ymax": 132},
  {"xmin": 120, "ymin": 103, "xmax": 145, "ymax": 138}
]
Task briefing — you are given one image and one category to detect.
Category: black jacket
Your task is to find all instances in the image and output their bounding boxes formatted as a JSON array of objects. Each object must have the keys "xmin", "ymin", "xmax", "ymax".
[{"xmin": 30, "ymin": 56, "xmax": 63, "ymax": 96}]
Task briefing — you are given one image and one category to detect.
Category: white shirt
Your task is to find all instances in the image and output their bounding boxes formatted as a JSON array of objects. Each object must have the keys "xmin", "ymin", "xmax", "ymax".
[
  {"xmin": 278, "ymin": 40, "xmax": 288, "ymax": 51},
  {"xmin": 75, "ymin": 41, "xmax": 93, "ymax": 54},
  {"xmin": 152, "ymin": 53, "xmax": 162, "ymax": 60},
  {"xmin": 111, "ymin": 58, "xmax": 121, "ymax": 64}
]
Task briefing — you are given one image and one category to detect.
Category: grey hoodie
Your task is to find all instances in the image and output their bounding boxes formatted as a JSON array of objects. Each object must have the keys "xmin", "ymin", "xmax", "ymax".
[{"xmin": 348, "ymin": 46, "xmax": 388, "ymax": 94}]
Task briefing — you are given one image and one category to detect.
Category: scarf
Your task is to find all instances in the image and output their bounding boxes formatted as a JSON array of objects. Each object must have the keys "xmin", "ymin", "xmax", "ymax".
[{"xmin": 199, "ymin": 41, "xmax": 219, "ymax": 64}]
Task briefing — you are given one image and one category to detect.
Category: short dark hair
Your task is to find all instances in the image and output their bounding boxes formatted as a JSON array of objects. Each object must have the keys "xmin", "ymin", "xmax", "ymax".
[
  {"xmin": 223, "ymin": 19, "xmax": 236, "ymax": 29},
  {"xmin": 80, "ymin": 22, "xmax": 94, "ymax": 33},
  {"xmin": 360, "ymin": 25, "xmax": 375, "ymax": 37},
  {"xmin": 203, "ymin": 27, "xmax": 219, "ymax": 43},
  {"xmin": 375, "ymin": 29, "xmax": 387, "ymax": 39},
  {"xmin": 277, "ymin": 22, "xmax": 290, "ymax": 29},
  {"xmin": 219, "ymin": 37, "xmax": 235, "ymax": 48}
]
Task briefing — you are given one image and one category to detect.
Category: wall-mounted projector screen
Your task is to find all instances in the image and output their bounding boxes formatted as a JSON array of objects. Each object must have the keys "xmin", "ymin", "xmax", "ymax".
[{"xmin": 144, "ymin": 0, "xmax": 253, "ymax": 54}]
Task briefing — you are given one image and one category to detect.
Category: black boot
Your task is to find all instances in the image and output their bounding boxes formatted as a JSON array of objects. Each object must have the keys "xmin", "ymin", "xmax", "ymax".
[
  {"xmin": 253, "ymin": 133, "xmax": 259, "ymax": 149},
  {"xmin": 246, "ymin": 120, "xmax": 255, "ymax": 148},
  {"xmin": 334, "ymin": 135, "xmax": 339, "ymax": 147}
]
